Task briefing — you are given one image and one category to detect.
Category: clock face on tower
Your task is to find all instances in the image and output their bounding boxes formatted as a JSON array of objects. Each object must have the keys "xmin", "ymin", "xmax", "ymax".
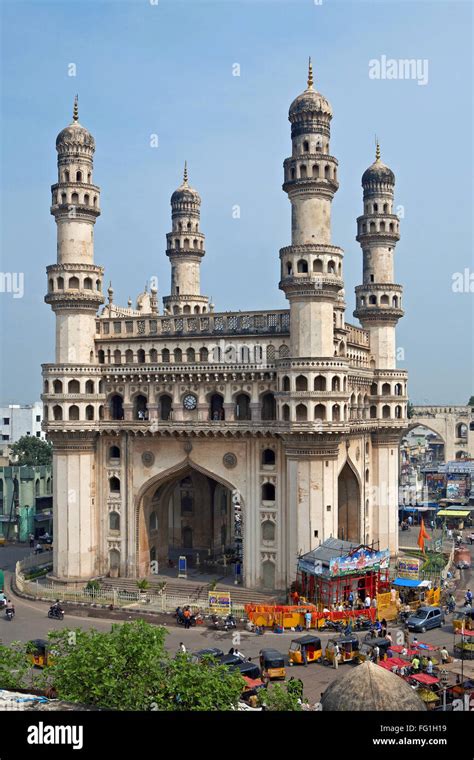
[{"xmin": 183, "ymin": 394, "xmax": 197, "ymax": 411}]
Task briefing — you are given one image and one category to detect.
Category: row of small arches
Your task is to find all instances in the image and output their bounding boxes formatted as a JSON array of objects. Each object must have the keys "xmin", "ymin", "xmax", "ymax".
[
  {"xmin": 44, "ymin": 379, "xmax": 103, "ymax": 394},
  {"xmin": 285, "ymin": 258, "xmax": 341, "ymax": 276},
  {"xmin": 281, "ymin": 374, "xmax": 347, "ymax": 392},
  {"xmin": 359, "ymin": 220, "xmax": 399, "ymax": 234},
  {"xmin": 60, "ymin": 170, "xmax": 91, "ymax": 183},
  {"xmin": 97, "ymin": 344, "xmax": 289, "ymax": 365},
  {"xmin": 288, "ymin": 163, "xmax": 336, "ymax": 181},
  {"xmin": 358, "ymin": 294, "xmax": 401, "ymax": 308},
  {"xmin": 48, "ymin": 276, "xmax": 102, "ymax": 292},
  {"xmin": 364, "ymin": 202, "xmax": 392, "ymax": 214},
  {"xmin": 172, "ymin": 221, "xmax": 199, "ymax": 232},
  {"xmin": 280, "ymin": 402, "xmax": 405, "ymax": 422},
  {"xmin": 108, "ymin": 391, "xmax": 278, "ymax": 421},
  {"xmin": 169, "ymin": 238, "xmax": 204, "ymax": 251},
  {"xmin": 53, "ymin": 191, "xmax": 98, "ymax": 207}
]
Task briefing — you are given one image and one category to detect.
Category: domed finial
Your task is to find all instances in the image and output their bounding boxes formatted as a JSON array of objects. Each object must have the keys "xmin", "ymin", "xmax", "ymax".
[
  {"xmin": 183, "ymin": 160, "xmax": 188, "ymax": 185},
  {"xmin": 375, "ymin": 137, "xmax": 381, "ymax": 162},
  {"xmin": 307, "ymin": 57, "xmax": 314, "ymax": 90},
  {"xmin": 73, "ymin": 95, "xmax": 79, "ymax": 123}
]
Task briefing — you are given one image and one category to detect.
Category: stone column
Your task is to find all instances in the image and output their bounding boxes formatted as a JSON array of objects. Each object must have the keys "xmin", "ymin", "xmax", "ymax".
[
  {"xmin": 50, "ymin": 433, "xmax": 98, "ymax": 581},
  {"xmin": 371, "ymin": 431, "xmax": 400, "ymax": 556}
]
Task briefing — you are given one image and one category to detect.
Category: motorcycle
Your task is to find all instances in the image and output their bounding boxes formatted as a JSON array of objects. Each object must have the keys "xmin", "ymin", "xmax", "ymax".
[
  {"xmin": 209, "ymin": 614, "xmax": 236, "ymax": 632},
  {"xmin": 355, "ymin": 617, "xmax": 374, "ymax": 631},
  {"xmin": 48, "ymin": 606, "xmax": 64, "ymax": 620},
  {"xmin": 5, "ymin": 607, "xmax": 15, "ymax": 621},
  {"xmin": 175, "ymin": 608, "xmax": 197, "ymax": 627},
  {"xmin": 320, "ymin": 619, "xmax": 344, "ymax": 633}
]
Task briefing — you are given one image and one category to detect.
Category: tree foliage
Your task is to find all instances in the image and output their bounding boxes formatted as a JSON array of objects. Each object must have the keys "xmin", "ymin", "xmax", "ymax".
[
  {"xmin": 258, "ymin": 682, "xmax": 303, "ymax": 711},
  {"xmin": 0, "ymin": 640, "xmax": 30, "ymax": 690},
  {"xmin": 10, "ymin": 436, "xmax": 52, "ymax": 466},
  {"xmin": 42, "ymin": 621, "xmax": 243, "ymax": 711},
  {"xmin": 152, "ymin": 654, "xmax": 244, "ymax": 711},
  {"xmin": 468, "ymin": 396, "xmax": 474, "ymax": 407}
]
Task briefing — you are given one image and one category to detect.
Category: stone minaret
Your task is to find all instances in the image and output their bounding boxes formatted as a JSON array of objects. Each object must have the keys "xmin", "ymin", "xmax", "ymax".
[
  {"xmin": 354, "ymin": 142, "xmax": 403, "ymax": 368},
  {"xmin": 43, "ymin": 98, "xmax": 103, "ymax": 581},
  {"xmin": 163, "ymin": 162, "xmax": 209, "ymax": 315},
  {"xmin": 279, "ymin": 59, "xmax": 344, "ymax": 359},
  {"xmin": 45, "ymin": 96, "xmax": 104, "ymax": 361}
]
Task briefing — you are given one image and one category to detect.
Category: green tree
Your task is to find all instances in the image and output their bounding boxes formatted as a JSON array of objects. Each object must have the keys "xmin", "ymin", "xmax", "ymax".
[
  {"xmin": 153, "ymin": 654, "xmax": 244, "ymax": 711},
  {"xmin": 467, "ymin": 396, "xmax": 474, "ymax": 407},
  {"xmin": 258, "ymin": 682, "xmax": 303, "ymax": 711},
  {"xmin": 407, "ymin": 401, "xmax": 414, "ymax": 419},
  {"xmin": 10, "ymin": 436, "xmax": 52, "ymax": 466},
  {"xmin": 42, "ymin": 621, "xmax": 168, "ymax": 710},
  {"xmin": 0, "ymin": 640, "xmax": 30, "ymax": 690},
  {"xmin": 42, "ymin": 621, "xmax": 244, "ymax": 711}
]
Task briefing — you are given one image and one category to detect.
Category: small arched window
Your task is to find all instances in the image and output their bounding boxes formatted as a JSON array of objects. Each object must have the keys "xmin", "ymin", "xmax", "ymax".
[
  {"xmin": 295, "ymin": 375, "xmax": 308, "ymax": 391},
  {"xmin": 262, "ymin": 482, "xmax": 275, "ymax": 501},
  {"xmin": 314, "ymin": 404, "xmax": 326, "ymax": 421},
  {"xmin": 137, "ymin": 349, "xmax": 145, "ymax": 364},
  {"xmin": 68, "ymin": 405, "xmax": 80, "ymax": 420},
  {"xmin": 68, "ymin": 379, "xmax": 80, "ymax": 393},
  {"xmin": 109, "ymin": 512, "xmax": 120, "ymax": 531},
  {"xmin": 162, "ymin": 348, "xmax": 170, "ymax": 363},
  {"xmin": 109, "ymin": 477, "xmax": 120, "ymax": 494},
  {"xmin": 282, "ymin": 403, "xmax": 290, "ymax": 421},
  {"xmin": 296, "ymin": 403, "xmax": 308, "ymax": 421},
  {"xmin": 282, "ymin": 376, "xmax": 290, "ymax": 392},
  {"xmin": 109, "ymin": 446, "xmax": 120, "ymax": 460},
  {"xmin": 85, "ymin": 405, "xmax": 94, "ymax": 420},
  {"xmin": 69, "ymin": 276, "xmax": 80, "ymax": 289},
  {"xmin": 314, "ymin": 375, "xmax": 326, "ymax": 391},
  {"xmin": 303, "ymin": 141, "xmax": 309, "ymax": 152},
  {"xmin": 199, "ymin": 347, "xmax": 208, "ymax": 362},
  {"xmin": 174, "ymin": 348, "xmax": 182, "ymax": 363},
  {"xmin": 262, "ymin": 448, "xmax": 276, "ymax": 466},
  {"xmin": 186, "ymin": 347, "xmax": 196, "ymax": 363},
  {"xmin": 297, "ymin": 260, "xmax": 308, "ymax": 273}
]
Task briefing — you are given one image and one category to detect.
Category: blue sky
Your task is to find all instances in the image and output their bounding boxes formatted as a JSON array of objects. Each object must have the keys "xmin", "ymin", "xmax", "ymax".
[{"xmin": 0, "ymin": 0, "xmax": 472, "ymax": 404}]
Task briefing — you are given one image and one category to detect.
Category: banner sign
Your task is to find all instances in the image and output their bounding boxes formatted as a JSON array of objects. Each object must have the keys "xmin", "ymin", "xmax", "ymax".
[
  {"xmin": 208, "ymin": 591, "xmax": 231, "ymax": 615},
  {"xmin": 397, "ymin": 557, "xmax": 422, "ymax": 579},
  {"xmin": 329, "ymin": 547, "xmax": 390, "ymax": 577},
  {"xmin": 178, "ymin": 555, "xmax": 187, "ymax": 579}
]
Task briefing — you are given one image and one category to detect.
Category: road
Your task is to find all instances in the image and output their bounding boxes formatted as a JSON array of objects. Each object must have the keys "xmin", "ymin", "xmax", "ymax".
[{"xmin": 1, "ymin": 540, "xmax": 472, "ymax": 704}]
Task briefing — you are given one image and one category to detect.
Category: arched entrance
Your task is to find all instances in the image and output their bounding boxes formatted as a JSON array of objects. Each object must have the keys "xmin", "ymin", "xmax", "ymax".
[
  {"xmin": 138, "ymin": 465, "xmax": 241, "ymax": 579},
  {"xmin": 338, "ymin": 462, "xmax": 360, "ymax": 542}
]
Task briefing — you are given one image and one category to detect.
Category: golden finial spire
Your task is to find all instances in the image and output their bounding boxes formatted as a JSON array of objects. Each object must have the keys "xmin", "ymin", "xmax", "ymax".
[
  {"xmin": 307, "ymin": 57, "xmax": 314, "ymax": 90},
  {"xmin": 73, "ymin": 94, "xmax": 79, "ymax": 122},
  {"xmin": 183, "ymin": 160, "xmax": 188, "ymax": 185},
  {"xmin": 375, "ymin": 136, "xmax": 381, "ymax": 161}
]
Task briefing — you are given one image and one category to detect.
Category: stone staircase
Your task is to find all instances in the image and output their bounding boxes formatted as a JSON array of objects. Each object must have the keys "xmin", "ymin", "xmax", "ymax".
[{"xmin": 100, "ymin": 576, "xmax": 281, "ymax": 606}]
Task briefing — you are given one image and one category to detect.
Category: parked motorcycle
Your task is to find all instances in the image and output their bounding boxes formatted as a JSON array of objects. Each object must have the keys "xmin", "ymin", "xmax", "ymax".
[
  {"xmin": 5, "ymin": 606, "xmax": 15, "ymax": 621},
  {"xmin": 209, "ymin": 614, "xmax": 236, "ymax": 632}
]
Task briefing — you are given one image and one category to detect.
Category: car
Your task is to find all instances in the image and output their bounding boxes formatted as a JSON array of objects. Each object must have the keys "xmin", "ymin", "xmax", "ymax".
[
  {"xmin": 190, "ymin": 648, "xmax": 224, "ymax": 664},
  {"xmin": 406, "ymin": 606, "xmax": 445, "ymax": 633}
]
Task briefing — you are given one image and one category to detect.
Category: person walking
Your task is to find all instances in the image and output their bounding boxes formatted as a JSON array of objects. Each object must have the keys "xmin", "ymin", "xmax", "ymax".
[
  {"xmin": 373, "ymin": 644, "xmax": 380, "ymax": 664},
  {"xmin": 348, "ymin": 591, "xmax": 354, "ymax": 609},
  {"xmin": 29, "ymin": 533, "xmax": 35, "ymax": 549},
  {"xmin": 364, "ymin": 594, "xmax": 371, "ymax": 609},
  {"xmin": 179, "ymin": 642, "xmax": 186, "ymax": 654},
  {"xmin": 333, "ymin": 643, "xmax": 340, "ymax": 669},
  {"xmin": 440, "ymin": 646, "xmax": 449, "ymax": 664},
  {"xmin": 465, "ymin": 589, "xmax": 473, "ymax": 606},
  {"xmin": 426, "ymin": 657, "xmax": 433, "ymax": 675},
  {"xmin": 304, "ymin": 610, "xmax": 312, "ymax": 630}
]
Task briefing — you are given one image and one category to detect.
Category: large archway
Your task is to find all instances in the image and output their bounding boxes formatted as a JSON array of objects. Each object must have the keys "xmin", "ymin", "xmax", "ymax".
[
  {"xmin": 138, "ymin": 464, "xmax": 241, "ymax": 579},
  {"xmin": 338, "ymin": 462, "xmax": 360, "ymax": 542}
]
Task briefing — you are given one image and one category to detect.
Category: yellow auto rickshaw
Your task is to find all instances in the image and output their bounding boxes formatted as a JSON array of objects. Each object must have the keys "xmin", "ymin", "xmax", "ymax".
[
  {"xmin": 357, "ymin": 636, "xmax": 391, "ymax": 664},
  {"xmin": 288, "ymin": 635, "xmax": 322, "ymax": 666},
  {"xmin": 27, "ymin": 639, "xmax": 54, "ymax": 669},
  {"xmin": 259, "ymin": 649, "xmax": 286, "ymax": 680},
  {"xmin": 453, "ymin": 610, "xmax": 474, "ymax": 633},
  {"xmin": 324, "ymin": 635, "xmax": 360, "ymax": 665}
]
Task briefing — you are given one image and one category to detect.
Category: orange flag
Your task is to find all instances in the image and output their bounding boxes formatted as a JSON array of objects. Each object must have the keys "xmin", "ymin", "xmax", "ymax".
[{"xmin": 417, "ymin": 517, "xmax": 430, "ymax": 554}]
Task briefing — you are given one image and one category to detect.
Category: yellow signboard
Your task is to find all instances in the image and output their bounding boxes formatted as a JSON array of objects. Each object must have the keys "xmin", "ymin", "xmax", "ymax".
[
  {"xmin": 208, "ymin": 591, "xmax": 231, "ymax": 615},
  {"xmin": 397, "ymin": 558, "xmax": 421, "ymax": 580}
]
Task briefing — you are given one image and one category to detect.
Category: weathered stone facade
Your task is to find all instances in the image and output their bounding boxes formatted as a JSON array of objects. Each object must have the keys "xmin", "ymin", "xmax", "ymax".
[{"xmin": 43, "ymin": 66, "xmax": 408, "ymax": 590}]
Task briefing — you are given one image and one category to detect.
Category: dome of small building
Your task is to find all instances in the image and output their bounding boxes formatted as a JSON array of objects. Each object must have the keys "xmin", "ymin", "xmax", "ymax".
[
  {"xmin": 362, "ymin": 143, "xmax": 395, "ymax": 185},
  {"xmin": 289, "ymin": 58, "xmax": 332, "ymax": 119},
  {"xmin": 56, "ymin": 96, "xmax": 95, "ymax": 152},
  {"xmin": 321, "ymin": 662, "xmax": 427, "ymax": 712},
  {"xmin": 171, "ymin": 161, "xmax": 201, "ymax": 204}
]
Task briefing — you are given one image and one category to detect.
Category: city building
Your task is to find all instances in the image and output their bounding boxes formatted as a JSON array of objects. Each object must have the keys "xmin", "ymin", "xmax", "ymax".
[
  {"xmin": 42, "ymin": 62, "xmax": 408, "ymax": 589},
  {"xmin": 0, "ymin": 465, "xmax": 53, "ymax": 541},
  {"xmin": 0, "ymin": 402, "xmax": 45, "ymax": 463}
]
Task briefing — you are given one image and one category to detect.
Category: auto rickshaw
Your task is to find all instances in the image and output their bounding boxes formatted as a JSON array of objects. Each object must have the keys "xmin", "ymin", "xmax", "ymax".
[
  {"xmin": 324, "ymin": 635, "xmax": 360, "ymax": 665},
  {"xmin": 259, "ymin": 649, "xmax": 286, "ymax": 680},
  {"xmin": 26, "ymin": 639, "xmax": 54, "ymax": 669},
  {"xmin": 357, "ymin": 637, "xmax": 391, "ymax": 663},
  {"xmin": 453, "ymin": 609, "xmax": 474, "ymax": 633},
  {"xmin": 288, "ymin": 635, "xmax": 322, "ymax": 666}
]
